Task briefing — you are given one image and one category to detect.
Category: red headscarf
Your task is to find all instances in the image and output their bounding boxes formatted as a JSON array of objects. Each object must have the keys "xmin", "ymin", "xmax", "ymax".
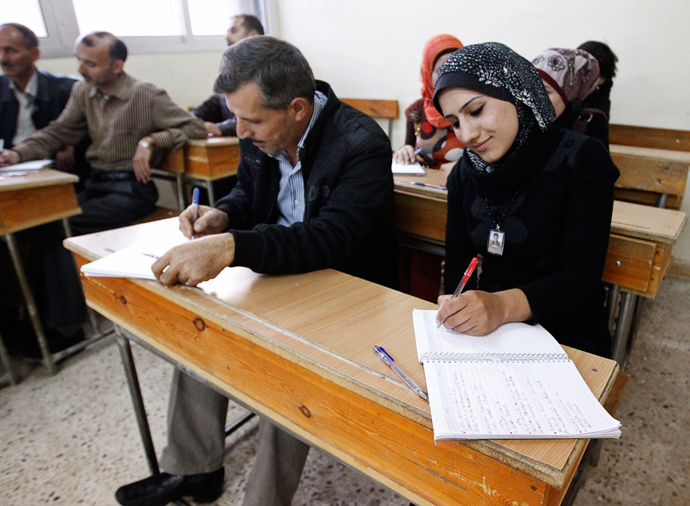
[{"xmin": 421, "ymin": 34, "xmax": 463, "ymax": 129}]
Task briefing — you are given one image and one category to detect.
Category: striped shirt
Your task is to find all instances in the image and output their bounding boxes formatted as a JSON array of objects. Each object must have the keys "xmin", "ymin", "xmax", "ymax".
[
  {"xmin": 12, "ymin": 72, "xmax": 207, "ymax": 171},
  {"xmin": 272, "ymin": 90, "xmax": 327, "ymax": 226}
]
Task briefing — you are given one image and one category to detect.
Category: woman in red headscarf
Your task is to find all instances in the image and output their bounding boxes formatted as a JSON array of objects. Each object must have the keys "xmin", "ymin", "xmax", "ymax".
[{"xmin": 393, "ymin": 34, "xmax": 464, "ymax": 171}]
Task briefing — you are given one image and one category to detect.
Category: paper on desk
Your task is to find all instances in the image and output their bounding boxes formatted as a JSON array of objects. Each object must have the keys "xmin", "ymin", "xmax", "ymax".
[
  {"xmin": 0, "ymin": 159, "xmax": 53, "ymax": 171},
  {"xmin": 80, "ymin": 230, "xmax": 189, "ymax": 279},
  {"xmin": 392, "ymin": 161, "xmax": 425, "ymax": 175}
]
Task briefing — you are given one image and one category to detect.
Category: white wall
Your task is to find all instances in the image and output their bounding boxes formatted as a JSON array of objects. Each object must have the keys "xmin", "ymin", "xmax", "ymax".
[{"xmin": 33, "ymin": 0, "xmax": 690, "ymax": 263}]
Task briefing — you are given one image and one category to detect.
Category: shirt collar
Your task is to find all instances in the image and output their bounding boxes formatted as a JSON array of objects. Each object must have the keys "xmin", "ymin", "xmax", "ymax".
[
  {"xmin": 269, "ymin": 90, "xmax": 327, "ymax": 164},
  {"xmin": 87, "ymin": 72, "xmax": 132, "ymax": 100},
  {"xmin": 296, "ymin": 90, "xmax": 327, "ymax": 158},
  {"xmin": 9, "ymin": 67, "xmax": 38, "ymax": 98}
]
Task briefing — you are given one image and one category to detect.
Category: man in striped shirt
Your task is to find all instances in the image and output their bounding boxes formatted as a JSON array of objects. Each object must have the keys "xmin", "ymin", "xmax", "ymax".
[
  {"xmin": 0, "ymin": 32, "xmax": 206, "ymax": 355},
  {"xmin": 0, "ymin": 31, "xmax": 207, "ymax": 234}
]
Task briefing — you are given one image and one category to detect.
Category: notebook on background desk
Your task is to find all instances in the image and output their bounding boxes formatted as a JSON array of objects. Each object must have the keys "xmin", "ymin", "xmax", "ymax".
[
  {"xmin": 391, "ymin": 161, "xmax": 426, "ymax": 175},
  {"xmin": 413, "ymin": 309, "xmax": 621, "ymax": 440}
]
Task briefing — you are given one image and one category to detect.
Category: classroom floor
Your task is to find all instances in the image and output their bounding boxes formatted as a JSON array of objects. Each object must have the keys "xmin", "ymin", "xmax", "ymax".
[{"xmin": 1, "ymin": 276, "xmax": 688, "ymax": 506}]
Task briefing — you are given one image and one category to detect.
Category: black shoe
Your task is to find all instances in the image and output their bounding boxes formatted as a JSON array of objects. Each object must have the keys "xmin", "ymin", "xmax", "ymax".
[{"xmin": 115, "ymin": 468, "xmax": 224, "ymax": 506}]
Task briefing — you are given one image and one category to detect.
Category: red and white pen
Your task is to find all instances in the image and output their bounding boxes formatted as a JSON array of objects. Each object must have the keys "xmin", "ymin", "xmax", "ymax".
[{"xmin": 437, "ymin": 256, "xmax": 479, "ymax": 329}]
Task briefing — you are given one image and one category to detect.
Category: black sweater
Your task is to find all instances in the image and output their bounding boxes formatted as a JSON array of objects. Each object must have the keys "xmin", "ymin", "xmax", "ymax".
[
  {"xmin": 444, "ymin": 126, "xmax": 619, "ymax": 357},
  {"xmin": 214, "ymin": 81, "xmax": 398, "ymax": 289}
]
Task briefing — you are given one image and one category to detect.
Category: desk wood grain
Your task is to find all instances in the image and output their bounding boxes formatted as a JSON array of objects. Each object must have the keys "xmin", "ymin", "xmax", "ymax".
[
  {"xmin": 185, "ymin": 137, "xmax": 241, "ymax": 180},
  {"xmin": 0, "ymin": 169, "xmax": 80, "ymax": 235},
  {"xmin": 66, "ymin": 219, "xmax": 619, "ymax": 505}
]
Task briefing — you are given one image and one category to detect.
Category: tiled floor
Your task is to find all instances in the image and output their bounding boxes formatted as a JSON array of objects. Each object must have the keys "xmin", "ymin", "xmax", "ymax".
[{"xmin": 1, "ymin": 276, "xmax": 689, "ymax": 505}]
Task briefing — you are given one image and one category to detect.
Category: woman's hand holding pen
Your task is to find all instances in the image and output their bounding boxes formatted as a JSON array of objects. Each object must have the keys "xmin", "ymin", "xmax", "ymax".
[
  {"xmin": 393, "ymin": 144, "xmax": 423, "ymax": 165},
  {"xmin": 436, "ymin": 289, "xmax": 533, "ymax": 336},
  {"xmin": 178, "ymin": 205, "xmax": 229, "ymax": 239}
]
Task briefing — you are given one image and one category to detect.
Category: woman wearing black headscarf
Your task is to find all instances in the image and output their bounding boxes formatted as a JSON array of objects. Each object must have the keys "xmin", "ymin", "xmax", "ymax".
[{"xmin": 434, "ymin": 42, "xmax": 619, "ymax": 357}]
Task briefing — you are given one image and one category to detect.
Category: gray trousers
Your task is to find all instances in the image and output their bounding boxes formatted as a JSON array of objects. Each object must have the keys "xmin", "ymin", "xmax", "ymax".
[{"xmin": 160, "ymin": 369, "xmax": 310, "ymax": 506}]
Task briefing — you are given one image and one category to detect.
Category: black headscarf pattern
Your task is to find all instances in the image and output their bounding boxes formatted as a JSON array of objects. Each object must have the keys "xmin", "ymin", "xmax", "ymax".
[{"xmin": 433, "ymin": 42, "xmax": 555, "ymax": 174}]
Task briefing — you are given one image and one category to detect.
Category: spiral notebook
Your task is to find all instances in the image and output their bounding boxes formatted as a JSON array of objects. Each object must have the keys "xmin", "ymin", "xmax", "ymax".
[{"xmin": 413, "ymin": 309, "xmax": 621, "ymax": 440}]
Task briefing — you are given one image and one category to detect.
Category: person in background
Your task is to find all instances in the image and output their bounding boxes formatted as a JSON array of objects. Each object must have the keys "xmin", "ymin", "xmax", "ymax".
[
  {"xmin": 0, "ymin": 31, "xmax": 207, "ymax": 234},
  {"xmin": 532, "ymin": 47, "xmax": 609, "ymax": 148},
  {"xmin": 0, "ymin": 31, "xmax": 206, "ymax": 353},
  {"xmin": 393, "ymin": 34, "xmax": 464, "ymax": 171},
  {"xmin": 435, "ymin": 42, "xmax": 618, "ymax": 359},
  {"xmin": 114, "ymin": 36, "xmax": 397, "ymax": 506},
  {"xmin": 577, "ymin": 40, "xmax": 618, "ymax": 119},
  {"xmin": 0, "ymin": 23, "xmax": 89, "ymax": 184},
  {"xmin": 191, "ymin": 14, "xmax": 265, "ymax": 137},
  {"xmin": 0, "ymin": 23, "xmax": 92, "ymax": 355}
]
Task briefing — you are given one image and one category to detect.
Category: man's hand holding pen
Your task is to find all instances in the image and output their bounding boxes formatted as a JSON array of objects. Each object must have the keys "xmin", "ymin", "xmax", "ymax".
[{"xmin": 151, "ymin": 204, "xmax": 234, "ymax": 286}]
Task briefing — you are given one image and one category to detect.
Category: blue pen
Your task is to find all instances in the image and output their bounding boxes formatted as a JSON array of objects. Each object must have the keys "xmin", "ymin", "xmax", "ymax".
[
  {"xmin": 191, "ymin": 187, "xmax": 200, "ymax": 240},
  {"xmin": 411, "ymin": 181, "xmax": 447, "ymax": 191},
  {"xmin": 373, "ymin": 346, "xmax": 429, "ymax": 401}
]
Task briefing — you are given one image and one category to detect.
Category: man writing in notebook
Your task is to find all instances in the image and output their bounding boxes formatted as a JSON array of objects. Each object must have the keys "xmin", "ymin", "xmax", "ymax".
[{"xmin": 114, "ymin": 36, "xmax": 397, "ymax": 506}]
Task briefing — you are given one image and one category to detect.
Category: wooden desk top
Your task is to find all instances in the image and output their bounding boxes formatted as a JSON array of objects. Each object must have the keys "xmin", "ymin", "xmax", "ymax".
[
  {"xmin": 65, "ymin": 219, "xmax": 619, "ymax": 502},
  {"xmin": 187, "ymin": 137, "xmax": 240, "ymax": 148},
  {"xmin": 0, "ymin": 167, "xmax": 78, "ymax": 192},
  {"xmin": 0, "ymin": 168, "xmax": 80, "ymax": 235},
  {"xmin": 393, "ymin": 169, "xmax": 687, "ymax": 245},
  {"xmin": 611, "ymin": 201, "xmax": 687, "ymax": 244}
]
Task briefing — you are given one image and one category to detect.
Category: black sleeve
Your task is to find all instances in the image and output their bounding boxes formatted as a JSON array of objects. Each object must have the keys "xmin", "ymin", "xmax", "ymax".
[
  {"xmin": 444, "ymin": 163, "xmax": 479, "ymax": 294},
  {"xmin": 519, "ymin": 141, "xmax": 619, "ymax": 322},
  {"xmin": 584, "ymin": 112, "xmax": 610, "ymax": 150},
  {"xmin": 228, "ymin": 136, "xmax": 394, "ymax": 275},
  {"xmin": 191, "ymin": 95, "xmax": 223, "ymax": 123}
]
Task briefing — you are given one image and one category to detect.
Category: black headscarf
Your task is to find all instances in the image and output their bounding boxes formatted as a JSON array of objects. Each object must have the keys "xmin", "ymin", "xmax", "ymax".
[{"xmin": 432, "ymin": 42, "xmax": 555, "ymax": 174}]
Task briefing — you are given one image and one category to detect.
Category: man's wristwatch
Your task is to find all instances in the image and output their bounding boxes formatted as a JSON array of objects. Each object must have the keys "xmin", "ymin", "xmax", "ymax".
[{"xmin": 138, "ymin": 139, "xmax": 153, "ymax": 149}]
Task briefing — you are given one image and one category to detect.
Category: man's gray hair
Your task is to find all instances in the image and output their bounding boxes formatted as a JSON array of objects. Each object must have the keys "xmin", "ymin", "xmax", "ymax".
[{"xmin": 213, "ymin": 36, "xmax": 315, "ymax": 109}]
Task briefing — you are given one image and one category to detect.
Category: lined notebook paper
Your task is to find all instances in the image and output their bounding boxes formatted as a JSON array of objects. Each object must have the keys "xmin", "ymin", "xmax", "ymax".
[{"xmin": 413, "ymin": 309, "xmax": 621, "ymax": 440}]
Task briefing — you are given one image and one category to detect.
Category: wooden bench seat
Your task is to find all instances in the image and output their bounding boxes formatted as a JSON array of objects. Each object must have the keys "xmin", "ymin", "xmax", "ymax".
[{"xmin": 341, "ymin": 98, "xmax": 399, "ymax": 138}]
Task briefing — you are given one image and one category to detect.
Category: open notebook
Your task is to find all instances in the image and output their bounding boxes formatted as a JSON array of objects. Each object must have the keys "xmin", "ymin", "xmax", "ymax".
[
  {"xmin": 80, "ymin": 230, "xmax": 189, "ymax": 279},
  {"xmin": 413, "ymin": 309, "xmax": 621, "ymax": 440}
]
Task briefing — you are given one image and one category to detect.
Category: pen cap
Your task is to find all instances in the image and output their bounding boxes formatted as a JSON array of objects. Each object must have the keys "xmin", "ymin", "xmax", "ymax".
[{"xmin": 192, "ymin": 187, "xmax": 200, "ymax": 204}]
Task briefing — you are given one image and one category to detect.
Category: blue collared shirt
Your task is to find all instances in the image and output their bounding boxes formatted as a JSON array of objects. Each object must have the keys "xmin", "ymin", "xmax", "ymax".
[{"xmin": 271, "ymin": 90, "xmax": 327, "ymax": 226}]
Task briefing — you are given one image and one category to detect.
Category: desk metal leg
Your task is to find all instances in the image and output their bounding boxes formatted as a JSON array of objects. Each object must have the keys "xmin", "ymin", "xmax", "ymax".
[
  {"xmin": 3, "ymin": 233, "xmax": 57, "ymax": 375},
  {"xmin": 176, "ymin": 174, "xmax": 186, "ymax": 210},
  {"xmin": 0, "ymin": 329, "xmax": 18, "ymax": 385},
  {"xmin": 115, "ymin": 326, "xmax": 160, "ymax": 475},
  {"xmin": 207, "ymin": 181, "xmax": 216, "ymax": 207},
  {"xmin": 612, "ymin": 292, "xmax": 636, "ymax": 365},
  {"xmin": 607, "ymin": 284, "xmax": 621, "ymax": 335}
]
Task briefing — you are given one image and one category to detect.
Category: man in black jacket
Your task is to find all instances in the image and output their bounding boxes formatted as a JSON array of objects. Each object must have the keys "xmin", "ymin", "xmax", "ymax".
[{"xmin": 115, "ymin": 36, "xmax": 397, "ymax": 506}]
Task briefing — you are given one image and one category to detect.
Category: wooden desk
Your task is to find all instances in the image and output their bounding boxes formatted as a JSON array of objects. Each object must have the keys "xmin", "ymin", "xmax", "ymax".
[
  {"xmin": 610, "ymin": 144, "xmax": 690, "ymax": 209},
  {"xmin": 65, "ymin": 219, "xmax": 619, "ymax": 506},
  {"xmin": 393, "ymin": 169, "xmax": 687, "ymax": 364},
  {"xmin": 0, "ymin": 168, "xmax": 81, "ymax": 376},
  {"xmin": 394, "ymin": 170, "xmax": 687, "ymax": 298},
  {"xmin": 160, "ymin": 138, "xmax": 241, "ymax": 207}
]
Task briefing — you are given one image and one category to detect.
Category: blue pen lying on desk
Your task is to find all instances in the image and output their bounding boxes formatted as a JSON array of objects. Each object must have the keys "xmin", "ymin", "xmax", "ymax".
[
  {"xmin": 411, "ymin": 181, "xmax": 447, "ymax": 190},
  {"xmin": 373, "ymin": 346, "xmax": 429, "ymax": 401}
]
